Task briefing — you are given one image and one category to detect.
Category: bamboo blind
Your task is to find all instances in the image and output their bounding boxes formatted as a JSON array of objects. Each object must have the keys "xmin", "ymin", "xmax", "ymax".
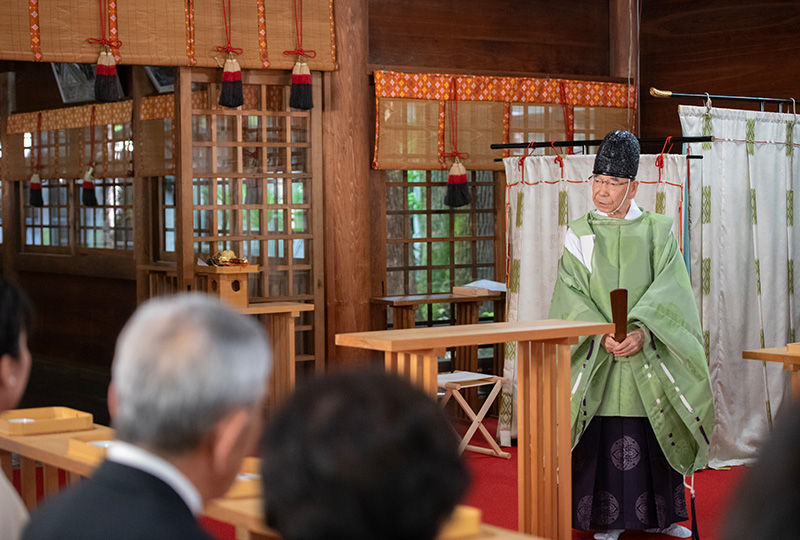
[
  {"xmin": 373, "ymin": 71, "xmax": 636, "ymax": 171},
  {"xmin": 0, "ymin": 0, "xmax": 336, "ymax": 71}
]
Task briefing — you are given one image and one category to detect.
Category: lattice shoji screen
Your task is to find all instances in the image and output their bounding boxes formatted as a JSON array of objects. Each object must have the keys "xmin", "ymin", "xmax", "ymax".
[{"xmin": 182, "ymin": 69, "xmax": 323, "ymax": 374}]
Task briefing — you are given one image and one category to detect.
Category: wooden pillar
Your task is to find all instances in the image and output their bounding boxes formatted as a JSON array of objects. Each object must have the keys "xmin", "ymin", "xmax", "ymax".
[
  {"xmin": 323, "ymin": 0, "xmax": 374, "ymax": 366},
  {"xmin": 175, "ymin": 67, "xmax": 195, "ymax": 293},
  {"xmin": 609, "ymin": 0, "xmax": 639, "ymax": 131},
  {"xmin": 131, "ymin": 66, "xmax": 154, "ymax": 304},
  {"xmin": 0, "ymin": 73, "xmax": 17, "ymax": 279},
  {"xmin": 609, "ymin": 0, "xmax": 639, "ymax": 79}
]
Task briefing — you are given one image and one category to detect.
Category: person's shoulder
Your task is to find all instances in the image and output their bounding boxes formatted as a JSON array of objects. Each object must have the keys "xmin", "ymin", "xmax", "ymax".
[
  {"xmin": 23, "ymin": 471, "xmax": 213, "ymax": 540},
  {"xmin": 568, "ymin": 212, "xmax": 593, "ymax": 236},
  {"xmin": 640, "ymin": 210, "xmax": 674, "ymax": 230}
]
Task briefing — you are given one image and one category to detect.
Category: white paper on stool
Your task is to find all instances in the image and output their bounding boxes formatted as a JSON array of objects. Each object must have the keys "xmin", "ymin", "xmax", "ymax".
[{"xmin": 437, "ymin": 371, "xmax": 493, "ymax": 384}]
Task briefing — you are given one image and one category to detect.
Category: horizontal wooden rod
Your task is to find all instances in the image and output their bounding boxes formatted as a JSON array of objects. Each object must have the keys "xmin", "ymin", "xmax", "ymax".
[
  {"xmin": 650, "ymin": 86, "xmax": 795, "ymax": 105},
  {"xmin": 490, "ymin": 136, "xmax": 712, "ymax": 151}
]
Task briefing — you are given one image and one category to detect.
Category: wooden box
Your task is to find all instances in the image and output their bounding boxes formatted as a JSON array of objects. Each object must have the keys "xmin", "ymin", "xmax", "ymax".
[
  {"xmin": 440, "ymin": 505, "xmax": 482, "ymax": 538},
  {"xmin": 222, "ymin": 457, "xmax": 262, "ymax": 499},
  {"xmin": 195, "ymin": 265, "xmax": 260, "ymax": 309},
  {"xmin": 787, "ymin": 342, "xmax": 800, "ymax": 353},
  {"xmin": 67, "ymin": 432, "xmax": 118, "ymax": 466},
  {"xmin": 0, "ymin": 407, "xmax": 93, "ymax": 436}
]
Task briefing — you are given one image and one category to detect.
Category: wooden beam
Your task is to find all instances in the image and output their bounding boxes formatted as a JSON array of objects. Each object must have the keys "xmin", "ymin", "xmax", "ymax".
[
  {"xmin": 323, "ymin": 0, "xmax": 374, "ymax": 366},
  {"xmin": 609, "ymin": 0, "xmax": 639, "ymax": 81},
  {"xmin": 0, "ymin": 72, "xmax": 15, "ymax": 279},
  {"xmin": 131, "ymin": 66, "xmax": 154, "ymax": 304},
  {"xmin": 175, "ymin": 67, "xmax": 194, "ymax": 292}
]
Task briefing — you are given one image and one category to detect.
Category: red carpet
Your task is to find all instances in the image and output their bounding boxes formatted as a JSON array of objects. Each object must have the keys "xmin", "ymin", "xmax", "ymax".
[
  {"xmin": 458, "ymin": 420, "xmax": 748, "ymax": 540},
  {"xmin": 199, "ymin": 421, "xmax": 747, "ymax": 540}
]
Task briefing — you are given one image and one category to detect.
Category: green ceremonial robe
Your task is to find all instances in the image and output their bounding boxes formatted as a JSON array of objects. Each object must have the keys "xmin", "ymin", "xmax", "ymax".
[{"xmin": 548, "ymin": 210, "xmax": 713, "ymax": 476}]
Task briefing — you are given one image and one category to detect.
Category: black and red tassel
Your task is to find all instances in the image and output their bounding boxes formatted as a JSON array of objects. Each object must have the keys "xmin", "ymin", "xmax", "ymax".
[
  {"xmin": 284, "ymin": 0, "xmax": 315, "ymax": 110},
  {"xmin": 94, "ymin": 46, "xmax": 122, "ymax": 103},
  {"xmin": 219, "ymin": 53, "xmax": 244, "ymax": 108},
  {"xmin": 30, "ymin": 112, "xmax": 44, "ymax": 207},
  {"xmin": 81, "ymin": 167, "xmax": 98, "ymax": 207},
  {"xmin": 289, "ymin": 60, "xmax": 313, "ymax": 110},
  {"xmin": 29, "ymin": 172, "xmax": 43, "ymax": 207},
  {"xmin": 216, "ymin": 0, "xmax": 244, "ymax": 109},
  {"xmin": 444, "ymin": 158, "xmax": 470, "ymax": 207},
  {"xmin": 87, "ymin": 0, "xmax": 122, "ymax": 103}
]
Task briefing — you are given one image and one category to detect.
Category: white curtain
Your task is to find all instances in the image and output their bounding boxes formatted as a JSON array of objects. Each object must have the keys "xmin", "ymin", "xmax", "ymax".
[
  {"xmin": 497, "ymin": 153, "xmax": 688, "ymax": 446},
  {"xmin": 680, "ymin": 105, "xmax": 796, "ymax": 467}
]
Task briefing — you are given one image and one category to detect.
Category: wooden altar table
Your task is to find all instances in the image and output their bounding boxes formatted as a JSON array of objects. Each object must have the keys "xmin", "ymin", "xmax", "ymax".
[
  {"xmin": 372, "ymin": 292, "xmax": 506, "ymax": 413},
  {"xmin": 0, "ymin": 424, "xmax": 110, "ymax": 509},
  {"xmin": 241, "ymin": 301, "xmax": 315, "ymax": 409},
  {"xmin": 336, "ymin": 319, "xmax": 613, "ymax": 540},
  {"xmin": 0, "ymin": 423, "xmax": 543, "ymax": 540},
  {"xmin": 743, "ymin": 342, "xmax": 800, "ymax": 398}
]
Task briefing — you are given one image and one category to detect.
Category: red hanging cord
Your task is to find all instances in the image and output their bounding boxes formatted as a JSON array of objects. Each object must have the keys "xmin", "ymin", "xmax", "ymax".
[
  {"xmin": 655, "ymin": 136, "xmax": 673, "ymax": 183},
  {"xmin": 443, "ymin": 77, "xmax": 469, "ymax": 162},
  {"xmin": 215, "ymin": 0, "xmax": 243, "ymax": 56},
  {"xmin": 558, "ymin": 82, "xmax": 574, "ymax": 154},
  {"xmin": 283, "ymin": 0, "xmax": 316, "ymax": 58},
  {"xmin": 516, "ymin": 140, "xmax": 535, "ymax": 184},
  {"xmin": 506, "ymin": 139, "xmax": 536, "ymax": 285},
  {"xmin": 551, "ymin": 141, "xmax": 565, "ymax": 178},
  {"xmin": 89, "ymin": 106, "xmax": 96, "ymax": 168},
  {"xmin": 87, "ymin": 0, "xmax": 122, "ymax": 48},
  {"xmin": 33, "ymin": 112, "xmax": 42, "ymax": 174}
]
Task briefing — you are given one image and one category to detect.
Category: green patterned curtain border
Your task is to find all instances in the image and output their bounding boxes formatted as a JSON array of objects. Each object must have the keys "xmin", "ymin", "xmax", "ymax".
[
  {"xmin": 746, "ymin": 119, "xmax": 756, "ymax": 155},
  {"xmin": 702, "ymin": 186, "xmax": 711, "ymax": 224}
]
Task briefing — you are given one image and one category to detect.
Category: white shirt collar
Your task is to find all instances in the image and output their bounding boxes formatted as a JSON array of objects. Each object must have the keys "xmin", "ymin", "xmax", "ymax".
[
  {"xmin": 106, "ymin": 440, "xmax": 203, "ymax": 515},
  {"xmin": 595, "ymin": 199, "xmax": 642, "ymax": 220}
]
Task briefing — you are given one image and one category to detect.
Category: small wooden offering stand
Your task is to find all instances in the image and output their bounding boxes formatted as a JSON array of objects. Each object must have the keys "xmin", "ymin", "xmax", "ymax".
[
  {"xmin": 336, "ymin": 319, "xmax": 613, "ymax": 540},
  {"xmin": 743, "ymin": 342, "xmax": 800, "ymax": 398},
  {"xmin": 196, "ymin": 265, "xmax": 262, "ymax": 309},
  {"xmin": 199, "ymin": 264, "xmax": 314, "ymax": 409}
]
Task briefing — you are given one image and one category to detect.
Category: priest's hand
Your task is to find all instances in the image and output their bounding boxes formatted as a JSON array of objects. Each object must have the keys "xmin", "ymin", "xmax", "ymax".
[{"xmin": 603, "ymin": 328, "xmax": 645, "ymax": 357}]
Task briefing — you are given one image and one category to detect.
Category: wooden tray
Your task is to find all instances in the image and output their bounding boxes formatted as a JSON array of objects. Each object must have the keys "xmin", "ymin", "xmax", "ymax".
[
  {"xmin": 0, "ymin": 407, "xmax": 93, "ymax": 436},
  {"xmin": 67, "ymin": 432, "xmax": 118, "ymax": 466},
  {"xmin": 195, "ymin": 265, "xmax": 260, "ymax": 275},
  {"xmin": 222, "ymin": 457, "xmax": 261, "ymax": 499},
  {"xmin": 440, "ymin": 505, "xmax": 482, "ymax": 539}
]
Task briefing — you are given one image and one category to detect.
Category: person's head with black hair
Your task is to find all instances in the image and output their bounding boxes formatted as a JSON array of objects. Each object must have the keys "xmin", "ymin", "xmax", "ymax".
[
  {"xmin": 0, "ymin": 277, "xmax": 34, "ymax": 411},
  {"xmin": 724, "ymin": 401, "xmax": 800, "ymax": 540},
  {"xmin": 261, "ymin": 368, "xmax": 470, "ymax": 540},
  {"xmin": 591, "ymin": 129, "xmax": 641, "ymax": 219}
]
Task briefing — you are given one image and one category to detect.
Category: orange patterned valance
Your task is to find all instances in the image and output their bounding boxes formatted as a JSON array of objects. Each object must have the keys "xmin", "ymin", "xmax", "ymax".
[
  {"xmin": 139, "ymin": 95, "xmax": 174, "ymax": 121},
  {"xmin": 374, "ymin": 71, "xmax": 636, "ymax": 107},
  {"xmin": 7, "ymin": 101, "xmax": 133, "ymax": 133},
  {"xmin": 7, "ymin": 95, "xmax": 180, "ymax": 133},
  {"xmin": 373, "ymin": 71, "xmax": 636, "ymax": 171},
  {"xmin": 0, "ymin": 0, "xmax": 336, "ymax": 71}
]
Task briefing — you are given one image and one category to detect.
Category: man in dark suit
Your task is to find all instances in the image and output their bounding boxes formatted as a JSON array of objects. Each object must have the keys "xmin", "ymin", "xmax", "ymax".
[{"xmin": 23, "ymin": 294, "xmax": 272, "ymax": 540}]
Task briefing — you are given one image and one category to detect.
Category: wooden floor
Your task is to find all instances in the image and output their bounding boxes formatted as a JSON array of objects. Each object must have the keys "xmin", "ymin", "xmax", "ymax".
[{"xmin": 18, "ymin": 357, "xmax": 111, "ymax": 426}]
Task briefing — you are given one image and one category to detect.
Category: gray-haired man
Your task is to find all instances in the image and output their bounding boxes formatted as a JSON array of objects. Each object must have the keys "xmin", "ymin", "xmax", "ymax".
[{"xmin": 24, "ymin": 294, "xmax": 272, "ymax": 540}]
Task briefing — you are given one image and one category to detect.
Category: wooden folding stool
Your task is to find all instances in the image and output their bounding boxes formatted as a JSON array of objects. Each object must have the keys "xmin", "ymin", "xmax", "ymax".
[{"xmin": 438, "ymin": 371, "xmax": 511, "ymax": 459}]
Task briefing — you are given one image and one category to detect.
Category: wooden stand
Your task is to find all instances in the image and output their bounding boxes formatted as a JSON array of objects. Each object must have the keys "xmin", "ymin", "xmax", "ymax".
[
  {"xmin": 439, "ymin": 372, "xmax": 511, "ymax": 459},
  {"xmin": 743, "ymin": 342, "xmax": 800, "ymax": 398},
  {"xmin": 336, "ymin": 319, "xmax": 613, "ymax": 540},
  {"xmin": 195, "ymin": 265, "xmax": 261, "ymax": 309},
  {"xmin": 242, "ymin": 302, "xmax": 315, "ymax": 409}
]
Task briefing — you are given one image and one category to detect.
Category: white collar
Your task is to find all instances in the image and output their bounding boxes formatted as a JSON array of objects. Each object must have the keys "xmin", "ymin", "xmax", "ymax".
[
  {"xmin": 106, "ymin": 440, "xmax": 203, "ymax": 515},
  {"xmin": 595, "ymin": 199, "xmax": 642, "ymax": 220}
]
